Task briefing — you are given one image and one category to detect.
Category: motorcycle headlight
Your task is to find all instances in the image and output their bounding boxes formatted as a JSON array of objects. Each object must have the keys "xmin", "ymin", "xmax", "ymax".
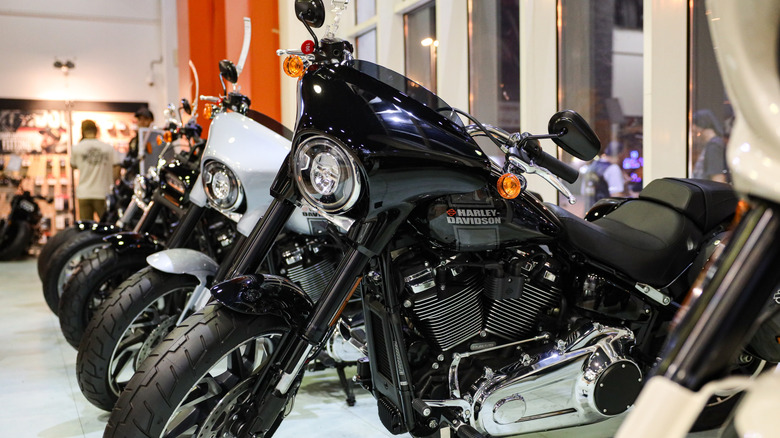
[
  {"xmin": 203, "ymin": 160, "xmax": 243, "ymax": 211},
  {"xmin": 294, "ymin": 136, "xmax": 361, "ymax": 214},
  {"xmin": 133, "ymin": 174, "xmax": 148, "ymax": 199}
]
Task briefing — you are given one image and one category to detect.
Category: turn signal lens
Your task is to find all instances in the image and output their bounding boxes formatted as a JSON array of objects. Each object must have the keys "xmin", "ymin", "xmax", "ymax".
[
  {"xmin": 283, "ymin": 55, "xmax": 306, "ymax": 78},
  {"xmin": 156, "ymin": 135, "xmax": 163, "ymax": 146},
  {"xmin": 497, "ymin": 173, "xmax": 523, "ymax": 199},
  {"xmin": 204, "ymin": 104, "xmax": 213, "ymax": 120},
  {"xmin": 162, "ymin": 131, "xmax": 173, "ymax": 144}
]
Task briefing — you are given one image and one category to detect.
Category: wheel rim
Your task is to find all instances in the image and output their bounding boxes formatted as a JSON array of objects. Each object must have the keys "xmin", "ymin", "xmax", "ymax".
[
  {"xmin": 107, "ymin": 287, "xmax": 192, "ymax": 396},
  {"xmin": 160, "ymin": 334, "xmax": 281, "ymax": 438},
  {"xmin": 56, "ymin": 243, "xmax": 106, "ymax": 297}
]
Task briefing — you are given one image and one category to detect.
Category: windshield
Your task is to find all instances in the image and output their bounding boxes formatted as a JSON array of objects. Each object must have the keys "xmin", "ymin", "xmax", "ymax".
[{"xmin": 350, "ymin": 60, "xmax": 461, "ymax": 125}]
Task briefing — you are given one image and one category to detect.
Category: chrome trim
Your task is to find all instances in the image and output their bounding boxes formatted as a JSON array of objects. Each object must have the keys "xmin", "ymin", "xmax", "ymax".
[{"xmin": 464, "ymin": 324, "xmax": 639, "ymax": 436}]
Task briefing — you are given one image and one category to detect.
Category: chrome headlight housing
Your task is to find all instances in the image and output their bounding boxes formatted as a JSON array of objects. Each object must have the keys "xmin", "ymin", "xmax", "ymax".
[
  {"xmin": 133, "ymin": 174, "xmax": 148, "ymax": 199},
  {"xmin": 294, "ymin": 136, "xmax": 361, "ymax": 214},
  {"xmin": 203, "ymin": 160, "xmax": 243, "ymax": 211}
]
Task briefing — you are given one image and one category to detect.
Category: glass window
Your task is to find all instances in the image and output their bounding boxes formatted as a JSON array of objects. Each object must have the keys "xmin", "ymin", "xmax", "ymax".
[
  {"xmin": 689, "ymin": 0, "xmax": 731, "ymax": 183},
  {"xmin": 468, "ymin": 0, "xmax": 520, "ymax": 134},
  {"xmin": 355, "ymin": 0, "xmax": 376, "ymax": 24},
  {"xmin": 404, "ymin": 3, "xmax": 437, "ymax": 92},
  {"xmin": 557, "ymin": 0, "xmax": 644, "ymax": 216},
  {"xmin": 356, "ymin": 29, "xmax": 377, "ymax": 63}
]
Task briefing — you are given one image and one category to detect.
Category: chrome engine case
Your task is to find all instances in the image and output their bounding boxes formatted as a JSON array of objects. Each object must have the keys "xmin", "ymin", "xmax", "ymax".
[{"xmin": 468, "ymin": 323, "xmax": 642, "ymax": 436}]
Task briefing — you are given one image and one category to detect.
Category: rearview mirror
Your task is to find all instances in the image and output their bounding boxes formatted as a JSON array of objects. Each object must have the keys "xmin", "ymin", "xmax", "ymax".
[
  {"xmin": 219, "ymin": 60, "xmax": 238, "ymax": 84},
  {"xmin": 295, "ymin": 0, "xmax": 325, "ymax": 29},
  {"xmin": 548, "ymin": 110, "xmax": 601, "ymax": 161},
  {"xmin": 181, "ymin": 98, "xmax": 192, "ymax": 115}
]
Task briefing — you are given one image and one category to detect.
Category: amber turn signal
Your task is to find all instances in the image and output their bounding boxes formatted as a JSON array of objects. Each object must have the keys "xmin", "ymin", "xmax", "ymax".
[
  {"xmin": 203, "ymin": 104, "xmax": 213, "ymax": 120},
  {"xmin": 283, "ymin": 55, "xmax": 306, "ymax": 78},
  {"xmin": 497, "ymin": 173, "xmax": 523, "ymax": 199},
  {"xmin": 163, "ymin": 131, "xmax": 173, "ymax": 144}
]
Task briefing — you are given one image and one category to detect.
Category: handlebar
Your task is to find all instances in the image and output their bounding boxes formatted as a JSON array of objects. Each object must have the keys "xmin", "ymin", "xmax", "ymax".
[
  {"xmin": 467, "ymin": 124, "xmax": 578, "ymax": 204},
  {"xmin": 521, "ymin": 139, "xmax": 579, "ymax": 184}
]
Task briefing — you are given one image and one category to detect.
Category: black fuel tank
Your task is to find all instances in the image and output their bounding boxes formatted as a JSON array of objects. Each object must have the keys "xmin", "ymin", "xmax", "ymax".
[{"xmin": 413, "ymin": 186, "xmax": 562, "ymax": 251}]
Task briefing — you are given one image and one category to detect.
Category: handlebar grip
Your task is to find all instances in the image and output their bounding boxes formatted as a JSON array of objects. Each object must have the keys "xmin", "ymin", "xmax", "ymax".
[{"xmin": 532, "ymin": 148, "xmax": 579, "ymax": 184}]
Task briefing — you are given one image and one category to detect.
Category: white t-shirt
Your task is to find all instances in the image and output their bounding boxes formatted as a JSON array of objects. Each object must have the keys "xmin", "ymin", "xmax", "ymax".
[{"xmin": 70, "ymin": 138, "xmax": 121, "ymax": 200}]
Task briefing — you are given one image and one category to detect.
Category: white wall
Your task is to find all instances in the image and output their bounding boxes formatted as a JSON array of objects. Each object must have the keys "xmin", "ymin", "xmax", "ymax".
[{"xmin": 0, "ymin": 0, "xmax": 178, "ymax": 120}]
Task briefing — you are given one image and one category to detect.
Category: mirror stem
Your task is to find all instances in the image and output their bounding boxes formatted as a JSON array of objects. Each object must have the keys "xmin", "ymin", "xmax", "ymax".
[{"xmin": 298, "ymin": 12, "xmax": 320, "ymax": 50}]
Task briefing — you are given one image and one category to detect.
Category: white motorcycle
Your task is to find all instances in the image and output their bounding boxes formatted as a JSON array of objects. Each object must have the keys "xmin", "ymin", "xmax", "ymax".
[{"xmin": 616, "ymin": 1, "xmax": 780, "ymax": 437}]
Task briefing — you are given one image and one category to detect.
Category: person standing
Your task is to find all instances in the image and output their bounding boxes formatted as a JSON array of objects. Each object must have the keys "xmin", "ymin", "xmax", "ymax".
[
  {"xmin": 70, "ymin": 119, "xmax": 121, "ymax": 221},
  {"xmin": 692, "ymin": 109, "xmax": 730, "ymax": 183}
]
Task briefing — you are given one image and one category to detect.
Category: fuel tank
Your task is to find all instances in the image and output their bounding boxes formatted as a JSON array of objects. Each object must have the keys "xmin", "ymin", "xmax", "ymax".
[{"xmin": 412, "ymin": 185, "xmax": 562, "ymax": 251}]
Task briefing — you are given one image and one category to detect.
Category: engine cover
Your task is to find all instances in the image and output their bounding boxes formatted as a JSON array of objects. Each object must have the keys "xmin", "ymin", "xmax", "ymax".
[{"xmin": 469, "ymin": 323, "xmax": 641, "ymax": 436}]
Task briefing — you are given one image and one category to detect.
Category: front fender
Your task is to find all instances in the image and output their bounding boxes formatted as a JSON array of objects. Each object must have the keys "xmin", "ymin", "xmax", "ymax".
[
  {"xmin": 211, "ymin": 274, "xmax": 314, "ymax": 327},
  {"xmin": 102, "ymin": 232, "xmax": 165, "ymax": 255},
  {"xmin": 76, "ymin": 220, "xmax": 121, "ymax": 234},
  {"xmin": 146, "ymin": 248, "xmax": 218, "ymax": 281}
]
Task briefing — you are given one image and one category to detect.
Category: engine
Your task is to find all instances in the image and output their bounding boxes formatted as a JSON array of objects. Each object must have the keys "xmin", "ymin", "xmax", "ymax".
[
  {"xmin": 397, "ymin": 247, "xmax": 563, "ymax": 352},
  {"xmin": 393, "ymin": 246, "xmax": 644, "ymax": 436},
  {"xmin": 275, "ymin": 235, "xmax": 338, "ymax": 303}
]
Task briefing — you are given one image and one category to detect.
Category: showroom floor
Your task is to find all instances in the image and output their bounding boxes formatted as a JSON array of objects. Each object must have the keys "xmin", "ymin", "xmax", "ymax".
[{"xmin": 0, "ymin": 256, "xmax": 721, "ymax": 438}]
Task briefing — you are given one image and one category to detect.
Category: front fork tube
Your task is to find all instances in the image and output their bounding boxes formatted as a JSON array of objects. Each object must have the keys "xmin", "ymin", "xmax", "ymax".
[
  {"xmin": 115, "ymin": 197, "xmax": 140, "ymax": 228},
  {"xmin": 132, "ymin": 200, "xmax": 161, "ymax": 234},
  {"xmin": 656, "ymin": 200, "xmax": 780, "ymax": 389},
  {"xmin": 165, "ymin": 204, "xmax": 206, "ymax": 249},
  {"xmin": 275, "ymin": 246, "xmax": 370, "ymax": 394},
  {"xmin": 213, "ymin": 198, "xmax": 296, "ymax": 283}
]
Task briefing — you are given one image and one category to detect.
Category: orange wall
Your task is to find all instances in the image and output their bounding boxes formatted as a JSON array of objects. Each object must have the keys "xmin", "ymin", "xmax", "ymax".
[{"xmin": 177, "ymin": 0, "xmax": 281, "ymax": 134}]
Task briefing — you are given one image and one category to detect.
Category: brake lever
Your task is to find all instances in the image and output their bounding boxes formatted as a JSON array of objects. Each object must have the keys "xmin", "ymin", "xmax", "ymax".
[{"xmin": 506, "ymin": 155, "xmax": 577, "ymax": 204}]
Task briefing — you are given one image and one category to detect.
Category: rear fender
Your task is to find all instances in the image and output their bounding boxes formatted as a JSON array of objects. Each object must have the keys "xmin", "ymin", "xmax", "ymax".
[
  {"xmin": 210, "ymin": 274, "xmax": 314, "ymax": 327},
  {"xmin": 102, "ymin": 232, "xmax": 165, "ymax": 255}
]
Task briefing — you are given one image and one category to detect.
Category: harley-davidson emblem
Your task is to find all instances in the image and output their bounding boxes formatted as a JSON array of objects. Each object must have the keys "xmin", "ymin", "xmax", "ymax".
[{"xmin": 446, "ymin": 208, "xmax": 501, "ymax": 224}]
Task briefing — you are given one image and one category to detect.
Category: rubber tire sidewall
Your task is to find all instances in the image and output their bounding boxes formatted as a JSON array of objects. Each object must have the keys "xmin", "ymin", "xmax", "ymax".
[
  {"xmin": 105, "ymin": 303, "xmax": 291, "ymax": 438},
  {"xmin": 58, "ymin": 246, "xmax": 148, "ymax": 349},
  {"xmin": 77, "ymin": 266, "xmax": 199, "ymax": 411},
  {"xmin": 0, "ymin": 221, "xmax": 32, "ymax": 261},
  {"xmin": 42, "ymin": 231, "xmax": 106, "ymax": 315},
  {"xmin": 37, "ymin": 225, "xmax": 79, "ymax": 280}
]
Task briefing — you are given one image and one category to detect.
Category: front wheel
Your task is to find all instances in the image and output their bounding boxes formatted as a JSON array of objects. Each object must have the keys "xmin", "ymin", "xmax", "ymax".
[
  {"xmin": 58, "ymin": 247, "xmax": 149, "ymax": 348},
  {"xmin": 42, "ymin": 230, "xmax": 106, "ymax": 315},
  {"xmin": 105, "ymin": 303, "xmax": 294, "ymax": 438},
  {"xmin": 76, "ymin": 266, "xmax": 199, "ymax": 410},
  {"xmin": 37, "ymin": 225, "xmax": 79, "ymax": 280}
]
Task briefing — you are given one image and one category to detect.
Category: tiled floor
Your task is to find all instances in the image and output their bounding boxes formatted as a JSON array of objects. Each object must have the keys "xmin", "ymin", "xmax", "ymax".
[{"xmin": 0, "ymin": 256, "xmax": 721, "ymax": 438}]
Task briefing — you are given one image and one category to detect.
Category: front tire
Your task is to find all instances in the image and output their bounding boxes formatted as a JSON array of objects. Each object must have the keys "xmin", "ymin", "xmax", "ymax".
[
  {"xmin": 37, "ymin": 225, "xmax": 79, "ymax": 280},
  {"xmin": 42, "ymin": 230, "xmax": 106, "ymax": 315},
  {"xmin": 58, "ymin": 247, "xmax": 148, "ymax": 348},
  {"xmin": 76, "ymin": 267, "xmax": 199, "ymax": 411},
  {"xmin": 105, "ymin": 303, "xmax": 292, "ymax": 438}
]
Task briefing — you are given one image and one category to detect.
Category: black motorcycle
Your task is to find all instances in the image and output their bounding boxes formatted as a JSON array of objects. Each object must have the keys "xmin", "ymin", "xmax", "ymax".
[
  {"xmin": 0, "ymin": 188, "xmax": 49, "ymax": 261},
  {"xmin": 74, "ymin": 55, "xmax": 353, "ymax": 412},
  {"xmin": 37, "ymin": 154, "xmax": 141, "ymax": 314},
  {"xmin": 56, "ymin": 105, "xmax": 237, "ymax": 349},
  {"xmin": 104, "ymin": 3, "xmax": 748, "ymax": 437}
]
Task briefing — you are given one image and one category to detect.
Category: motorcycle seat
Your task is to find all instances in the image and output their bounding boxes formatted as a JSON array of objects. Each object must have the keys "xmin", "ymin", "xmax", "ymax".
[{"xmin": 547, "ymin": 178, "xmax": 737, "ymax": 288}]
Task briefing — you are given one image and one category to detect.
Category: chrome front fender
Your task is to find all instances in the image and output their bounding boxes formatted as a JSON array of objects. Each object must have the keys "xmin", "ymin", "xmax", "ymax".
[{"xmin": 146, "ymin": 248, "xmax": 220, "ymax": 323}]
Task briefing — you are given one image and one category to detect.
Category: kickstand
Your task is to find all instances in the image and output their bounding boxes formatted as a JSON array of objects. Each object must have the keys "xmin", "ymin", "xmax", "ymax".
[{"xmin": 335, "ymin": 363, "xmax": 356, "ymax": 406}]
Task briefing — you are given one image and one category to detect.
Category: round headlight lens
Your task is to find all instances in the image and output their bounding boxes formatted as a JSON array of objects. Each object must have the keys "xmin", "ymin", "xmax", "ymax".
[
  {"xmin": 294, "ymin": 136, "xmax": 361, "ymax": 214},
  {"xmin": 203, "ymin": 160, "xmax": 243, "ymax": 211}
]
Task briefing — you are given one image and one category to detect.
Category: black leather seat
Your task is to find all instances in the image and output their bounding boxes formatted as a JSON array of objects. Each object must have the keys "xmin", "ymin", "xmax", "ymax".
[{"xmin": 547, "ymin": 178, "xmax": 737, "ymax": 287}]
